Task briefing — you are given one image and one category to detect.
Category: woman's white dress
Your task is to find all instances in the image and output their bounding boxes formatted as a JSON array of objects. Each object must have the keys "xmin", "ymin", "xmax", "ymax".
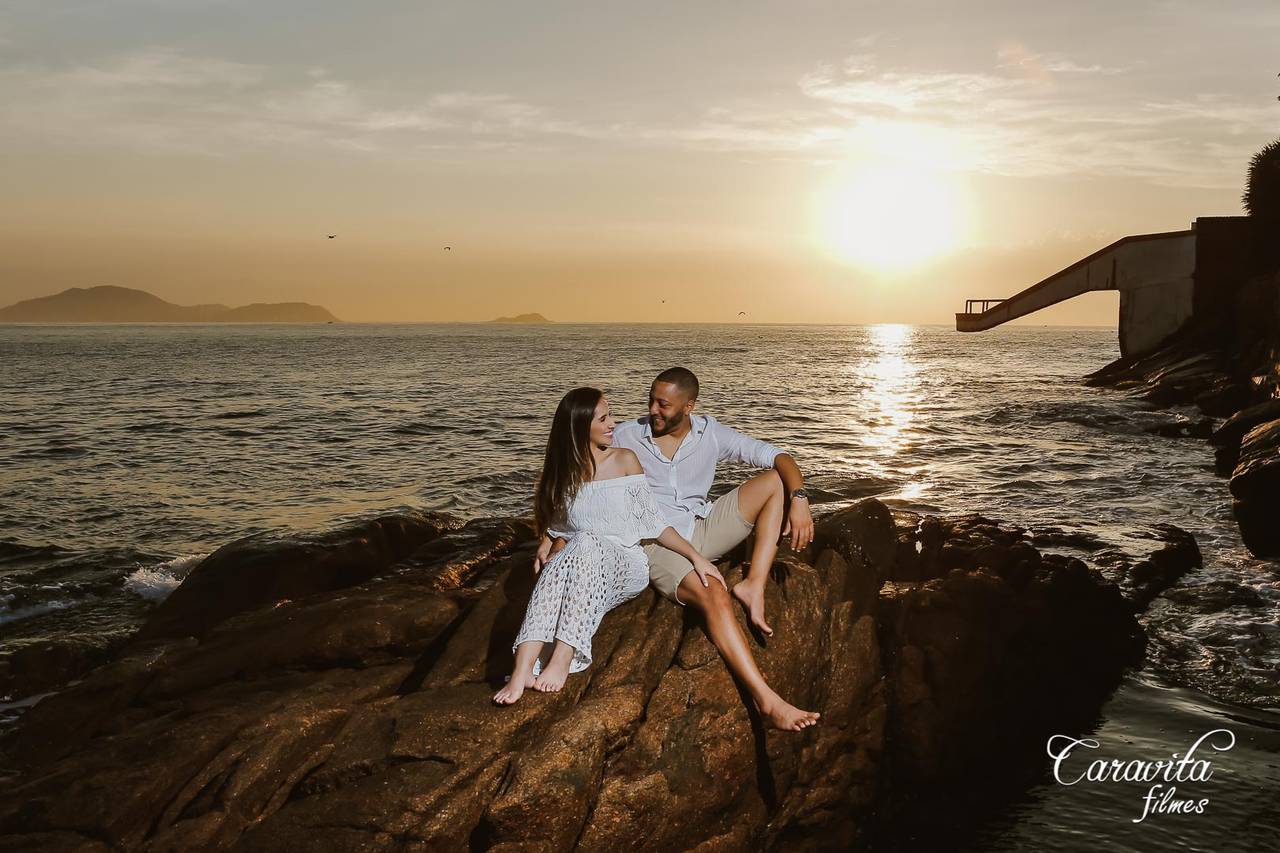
[{"xmin": 513, "ymin": 473, "xmax": 670, "ymax": 674}]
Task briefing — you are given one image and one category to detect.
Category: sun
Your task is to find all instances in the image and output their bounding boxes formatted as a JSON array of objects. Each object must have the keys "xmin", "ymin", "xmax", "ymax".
[{"xmin": 814, "ymin": 164, "xmax": 968, "ymax": 270}]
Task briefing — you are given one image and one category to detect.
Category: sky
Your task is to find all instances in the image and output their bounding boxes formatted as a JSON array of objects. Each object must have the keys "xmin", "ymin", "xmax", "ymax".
[{"xmin": 1, "ymin": 1, "xmax": 1277, "ymax": 324}]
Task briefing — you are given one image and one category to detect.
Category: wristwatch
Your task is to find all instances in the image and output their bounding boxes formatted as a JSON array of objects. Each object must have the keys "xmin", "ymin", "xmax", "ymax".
[{"xmin": 792, "ymin": 488, "xmax": 810, "ymax": 500}]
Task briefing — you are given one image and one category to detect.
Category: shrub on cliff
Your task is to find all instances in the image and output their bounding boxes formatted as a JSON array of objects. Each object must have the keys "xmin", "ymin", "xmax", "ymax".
[{"xmin": 1243, "ymin": 138, "xmax": 1280, "ymax": 224}]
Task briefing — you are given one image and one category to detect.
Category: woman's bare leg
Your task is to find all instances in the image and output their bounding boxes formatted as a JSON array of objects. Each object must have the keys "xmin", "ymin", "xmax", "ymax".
[
  {"xmin": 494, "ymin": 640, "xmax": 544, "ymax": 705},
  {"xmin": 731, "ymin": 470, "xmax": 786, "ymax": 636},
  {"xmin": 532, "ymin": 640, "xmax": 575, "ymax": 692}
]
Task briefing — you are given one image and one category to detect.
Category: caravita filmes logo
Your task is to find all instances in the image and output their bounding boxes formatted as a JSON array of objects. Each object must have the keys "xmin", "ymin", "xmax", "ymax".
[{"xmin": 1047, "ymin": 729, "xmax": 1236, "ymax": 823}]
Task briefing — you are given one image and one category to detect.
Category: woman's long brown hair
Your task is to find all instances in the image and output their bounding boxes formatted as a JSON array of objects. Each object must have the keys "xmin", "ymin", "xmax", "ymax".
[{"xmin": 534, "ymin": 387, "xmax": 603, "ymax": 535}]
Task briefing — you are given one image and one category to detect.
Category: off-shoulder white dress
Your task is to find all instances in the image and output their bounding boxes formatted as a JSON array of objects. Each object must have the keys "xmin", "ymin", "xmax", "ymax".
[{"xmin": 514, "ymin": 473, "xmax": 670, "ymax": 674}]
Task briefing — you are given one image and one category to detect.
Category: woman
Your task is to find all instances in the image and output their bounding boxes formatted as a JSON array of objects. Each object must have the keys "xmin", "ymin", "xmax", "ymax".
[{"xmin": 493, "ymin": 387, "xmax": 720, "ymax": 705}]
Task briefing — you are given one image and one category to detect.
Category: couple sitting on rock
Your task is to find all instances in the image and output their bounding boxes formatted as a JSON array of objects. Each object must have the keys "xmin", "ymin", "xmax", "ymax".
[{"xmin": 492, "ymin": 367, "xmax": 820, "ymax": 731}]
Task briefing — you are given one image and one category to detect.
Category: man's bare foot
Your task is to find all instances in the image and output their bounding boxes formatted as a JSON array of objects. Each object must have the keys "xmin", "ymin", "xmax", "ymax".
[
  {"xmin": 492, "ymin": 673, "xmax": 534, "ymax": 705},
  {"xmin": 532, "ymin": 659, "xmax": 569, "ymax": 692},
  {"xmin": 732, "ymin": 580, "xmax": 774, "ymax": 636},
  {"xmin": 759, "ymin": 696, "xmax": 820, "ymax": 731}
]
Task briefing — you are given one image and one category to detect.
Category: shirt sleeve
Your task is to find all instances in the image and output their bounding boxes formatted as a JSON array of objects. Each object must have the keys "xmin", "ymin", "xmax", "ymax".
[
  {"xmin": 610, "ymin": 420, "xmax": 639, "ymax": 452},
  {"xmin": 713, "ymin": 420, "xmax": 785, "ymax": 469},
  {"xmin": 627, "ymin": 482, "xmax": 672, "ymax": 540}
]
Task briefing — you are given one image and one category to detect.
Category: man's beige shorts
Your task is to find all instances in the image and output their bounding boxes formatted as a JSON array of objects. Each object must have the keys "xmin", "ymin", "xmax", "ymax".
[{"xmin": 645, "ymin": 487, "xmax": 754, "ymax": 605}]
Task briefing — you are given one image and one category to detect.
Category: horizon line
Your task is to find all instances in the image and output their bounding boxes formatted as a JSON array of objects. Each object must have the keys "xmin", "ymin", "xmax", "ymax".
[{"xmin": 0, "ymin": 320, "xmax": 1120, "ymax": 328}]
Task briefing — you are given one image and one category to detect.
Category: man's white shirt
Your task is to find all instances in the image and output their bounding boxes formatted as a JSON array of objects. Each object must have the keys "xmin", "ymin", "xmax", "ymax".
[{"xmin": 611, "ymin": 414, "xmax": 784, "ymax": 540}]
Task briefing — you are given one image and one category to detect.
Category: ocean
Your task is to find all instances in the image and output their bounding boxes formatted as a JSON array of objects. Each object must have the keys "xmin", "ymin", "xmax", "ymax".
[{"xmin": 2, "ymin": 322, "xmax": 1277, "ymax": 850}]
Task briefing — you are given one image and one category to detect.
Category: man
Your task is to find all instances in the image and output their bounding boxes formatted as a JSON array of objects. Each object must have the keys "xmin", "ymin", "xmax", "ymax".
[{"xmin": 545, "ymin": 366, "xmax": 819, "ymax": 731}]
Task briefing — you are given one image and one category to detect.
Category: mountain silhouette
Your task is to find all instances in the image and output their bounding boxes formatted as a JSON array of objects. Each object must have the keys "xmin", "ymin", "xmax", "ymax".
[
  {"xmin": 0, "ymin": 286, "xmax": 340, "ymax": 323},
  {"xmin": 489, "ymin": 312, "xmax": 551, "ymax": 324}
]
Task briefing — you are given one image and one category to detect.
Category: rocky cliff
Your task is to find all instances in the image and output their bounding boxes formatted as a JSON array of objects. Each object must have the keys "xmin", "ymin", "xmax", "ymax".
[{"xmin": 0, "ymin": 496, "xmax": 1183, "ymax": 852}]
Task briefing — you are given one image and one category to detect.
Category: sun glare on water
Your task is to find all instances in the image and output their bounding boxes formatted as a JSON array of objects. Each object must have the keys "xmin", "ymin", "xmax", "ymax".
[{"xmin": 815, "ymin": 164, "xmax": 967, "ymax": 270}]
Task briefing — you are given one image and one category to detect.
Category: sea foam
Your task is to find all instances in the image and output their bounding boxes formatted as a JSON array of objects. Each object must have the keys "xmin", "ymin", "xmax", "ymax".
[{"xmin": 123, "ymin": 553, "xmax": 208, "ymax": 602}]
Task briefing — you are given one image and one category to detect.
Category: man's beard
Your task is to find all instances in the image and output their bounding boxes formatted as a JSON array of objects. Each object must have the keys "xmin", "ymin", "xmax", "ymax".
[{"xmin": 651, "ymin": 410, "xmax": 685, "ymax": 436}]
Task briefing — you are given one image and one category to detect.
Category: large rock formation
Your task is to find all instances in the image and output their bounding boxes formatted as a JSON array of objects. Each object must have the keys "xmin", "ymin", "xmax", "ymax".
[
  {"xmin": 1230, "ymin": 418, "xmax": 1280, "ymax": 556},
  {"xmin": 1085, "ymin": 263, "xmax": 1280, "ymax": 558},
  {"xmin": 0, "ymin": 499, "xmax": 1154, "ymax": 851}
]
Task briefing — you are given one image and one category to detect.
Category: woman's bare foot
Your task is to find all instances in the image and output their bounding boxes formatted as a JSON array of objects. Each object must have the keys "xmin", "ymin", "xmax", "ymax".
[
  {"xmin": 496, "ymin": 640, "xmax": 544, "ymax": 705},
  {"xmin": 492, "ymin": 673, "xmax": 535, "ymax": 705},
  {"xmin": 532, "ymin": 640, "xmax": 574, "ymax": 692},
  {"xmin": 732, "ymin": 579, "xmax": 774, "ymax": 637},
  {"xmin": 758, "ymin": 694, "xmax": 820, "ymax": 731}
]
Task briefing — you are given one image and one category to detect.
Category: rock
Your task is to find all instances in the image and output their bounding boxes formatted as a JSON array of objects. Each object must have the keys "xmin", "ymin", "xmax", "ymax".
[
  {"xmin": 0, "ymin": 634, "xmax": 124, "ymax": 704},
  {"xmin": 1143, "ymin": 417, "xmax": 1215, "ymax": 439},
  {"xmin": 1160, "ymin": 581, "xmax": 1266, "ymax": 610},
  {"xmin": 874, "ymin": 511, "xmax": 1145, "ymax": 827},
  {"xmin": 0, "ymin": 500, "xmax": 1144, "ymax": 851},
  {"xmin": 1230, "ymin": 418, "xmax": 1280, "ymax": 557},
  {"xmin": 1119, "ymin": 525, "xmax": 1203, "ymax": 610},
  {"xmin": 1190, "ymin": 375, "xmax": 1257, "ymax": 417},
  {"xmin": 1028, "ymin": 526, "xmax": 1107, "ymax": 552},
  {"xmin": 810, "ymin": 498, "xmax": 897, "ymax": 611},
  {"xmin": 1084, "ymin": 311, "xmax": 1278, "ymax": 554},
  {"xmin": 134, "ymin": 510, "xmax": 464, "ymax": 642},
  {"xmin": 1211, "ymin": 398, "xmax": 1280, "ymax": 473}
]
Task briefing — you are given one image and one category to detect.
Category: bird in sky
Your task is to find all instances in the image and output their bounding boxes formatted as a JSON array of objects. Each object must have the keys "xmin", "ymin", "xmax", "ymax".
[
  {"xmin": 738, "ymin": 311, "xmax": 747, "ymax": 316},
  {"xmin": 327, "ymin": 235, "xmax": 336, "ymax": 239},
  {"xmin": 443, "ymin": 246, "xmax": 452, "ymax": 251}
]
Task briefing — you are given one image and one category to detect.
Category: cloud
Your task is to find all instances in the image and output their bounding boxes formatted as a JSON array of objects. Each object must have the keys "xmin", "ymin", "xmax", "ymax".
[
  {"xmin": 779, "ymin": 50, "xmax": 1275, "ymax": 187},
  {"xmin": 0, "ymin": 44, "xmax": 1273, "ymax": 189},
  {"xmin": 996, "ymin": 42, "xmax": 1129, "ymax": 79},
  {"xmin": 0, "ymin": 47, "xmax": 590, "ymax": 157}
]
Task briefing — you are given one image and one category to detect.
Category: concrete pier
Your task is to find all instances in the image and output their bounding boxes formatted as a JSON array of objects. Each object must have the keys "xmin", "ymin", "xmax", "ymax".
[{"xmin": 957, "ymin": 225, "xmax": 1207, "ymax": 358}]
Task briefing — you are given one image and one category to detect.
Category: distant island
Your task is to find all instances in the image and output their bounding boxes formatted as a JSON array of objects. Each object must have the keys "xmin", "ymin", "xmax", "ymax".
[
  {"xmin": 0, "ymin": 286, "xmax": 340, "ymax": 323},
  {"xmin": 489, "ymin": 313, "xmax": 551, "ymax": 324}
]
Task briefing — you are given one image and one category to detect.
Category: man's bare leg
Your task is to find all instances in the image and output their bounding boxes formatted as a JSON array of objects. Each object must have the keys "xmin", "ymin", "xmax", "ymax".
[
  {"xmin": 494, "ymin": 640, "xmax": 543, "ymax": 705},
  {"xmin": 532, "ymin": 640, "xmax": 574, "ymax": 692},
  {"xmin": 679, "ymin": 571, "xmax": 819, "ymax": 731},
  {"xmin": 731, "ymin": 470, "xmax": 786, "ymax": 636}
]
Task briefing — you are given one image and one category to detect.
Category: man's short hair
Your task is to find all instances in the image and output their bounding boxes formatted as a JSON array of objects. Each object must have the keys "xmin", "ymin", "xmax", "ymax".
[{"xmin": 654, "ymin": 366, "xmax": 699, "ymax": 401}]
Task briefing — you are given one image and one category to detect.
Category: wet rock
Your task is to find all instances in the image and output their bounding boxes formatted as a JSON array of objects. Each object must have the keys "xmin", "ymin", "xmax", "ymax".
[
  {"xmin": 1143, "ymin": 417, "xmax": 1215, "ymax": 439},
  {"xmin": 1212, "ymin": 398, "xmax": 1280, "ymax": 473},
  {"xmin": 1190, "ymin": 375, "xmax": 1258, "ymax": 417},
  {"xmin": 1230, "ymin": 418, "xmax": 1280, "ymax": 557},
  {"xmin": 1085, "ymin": 320, "xmax": 1278, "ymax": 557},
  {"xmin": 0, "ymin": 501, "xmax": 1144, "ymax": 852},
  {"xmin": 1160, "ymin": 581, "xmax": 1266, "ymax": 610},
  {"xmin": 1028, "ymin": 526, "xmax": 1107, "ymax": 552},
  {"xmin": 1119, "ymin": 525, "xmax": 1203, "ymax": 611}
]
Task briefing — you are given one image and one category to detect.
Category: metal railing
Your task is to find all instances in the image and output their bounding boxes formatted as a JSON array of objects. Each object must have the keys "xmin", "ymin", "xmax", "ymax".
[{"xmin": 963, "ymin": 298, "xmax": 1007, "ymax": 314}]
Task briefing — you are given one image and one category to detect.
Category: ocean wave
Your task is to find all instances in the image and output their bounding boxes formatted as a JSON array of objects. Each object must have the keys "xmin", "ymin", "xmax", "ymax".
[
  {"xmin": 0, "ymin": 540, "xmax": 69, "ymax": 565},
  {"xmin": 0, "ymin": 595, "xmax": 79, "ymax": 626},
  {"xmin": 14, "ymin": 446, "xmax": 90, "ymax": 459},
  {"xmin": 122, "ymin": 553, "xmax": 208, "ymax": 602},
  {"xmin": 211, "ymin": 410, "xmax": 268, "ymax": 419}
]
